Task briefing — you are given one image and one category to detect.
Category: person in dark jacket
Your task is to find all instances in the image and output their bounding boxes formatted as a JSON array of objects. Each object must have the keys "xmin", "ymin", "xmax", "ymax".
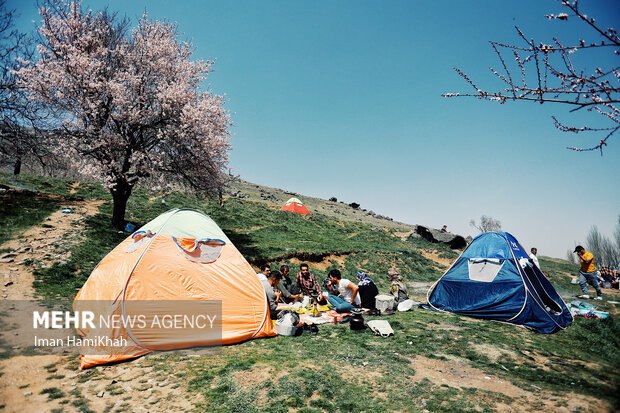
[
  {"xmin": 356, "ymin": 271, "xmax": 379, "ymax": 309},
  {"xmin": 276, "ymin": 264, "xmax": 301, "ymax": 303}
]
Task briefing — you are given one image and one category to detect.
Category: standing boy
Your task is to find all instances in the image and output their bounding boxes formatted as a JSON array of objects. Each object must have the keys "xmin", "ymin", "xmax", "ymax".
[{"xmin": 574, "ymin": 245, "xmax": 602, "ymax": 300}]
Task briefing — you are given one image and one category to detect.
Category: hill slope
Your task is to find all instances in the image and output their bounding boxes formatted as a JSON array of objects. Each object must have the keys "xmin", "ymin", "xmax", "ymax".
[{"xmin": 0, "ymin": 172, "xmax": 618, "ymax": 412}]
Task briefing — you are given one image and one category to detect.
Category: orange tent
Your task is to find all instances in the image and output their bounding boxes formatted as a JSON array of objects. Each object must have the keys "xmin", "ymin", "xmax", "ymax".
[
  {"xmin": 74, "ymin": 208, "xmax": 275, "ymax": 369},
  {"xmin": 281, "ymin": 197, "xmax": 310, "ymax": 214}
]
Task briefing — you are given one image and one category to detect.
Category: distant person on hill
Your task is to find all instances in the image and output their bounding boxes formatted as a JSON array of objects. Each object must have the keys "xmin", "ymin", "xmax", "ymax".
[
  {"xmin": 276, "ymin": 264, "xmax": 301, "ymax": 303},
  {"xmin": 529, "ymin": 248, "xmax": 541, "ymax": 269},
  {"xmin": 356, "ymin": 271, "xmax": 379, "ymax": 309},
  {"xmin": 257, "ymin": 264, "xmax": 270, "ymax": 282},
  {"xmin": 574, "ymin": 246, "xmax": 603, "ymax": 300},
  {"xmin": 388, "ymin": 269, "xmax": 409, "ymax": 309},
  {"xmin": 261, "ymin": 270, "xmax": 283, "ymax": 319},
  {"xmin": 296, "ymin": 263, "xmax": 327, "ymax": 305},
  {"xmin": 328, "ymin": 269, "xmax": 360, "ymax": 306},
  {"xmin": 441, "ymin": 225, "xmax": 448, "ymax": 233}
]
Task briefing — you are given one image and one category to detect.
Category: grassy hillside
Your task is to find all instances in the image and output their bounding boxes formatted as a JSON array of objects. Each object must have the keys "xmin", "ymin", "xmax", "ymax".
[
  {"xmin": 1, "ymin": 172, "xmax": 454, "ymax": 299},
  {"xmin": 1, "ymin": 171, "xmax": 618, "ymax": 412}
]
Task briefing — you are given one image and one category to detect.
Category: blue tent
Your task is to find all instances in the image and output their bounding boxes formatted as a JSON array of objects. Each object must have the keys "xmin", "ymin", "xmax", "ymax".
[{"xmin": 427, "ymin": 232, "xmax": 572, "ymax": 334}]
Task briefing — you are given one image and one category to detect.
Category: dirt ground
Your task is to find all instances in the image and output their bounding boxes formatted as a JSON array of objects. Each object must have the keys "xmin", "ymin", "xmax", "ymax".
[
  {"xmin": 0, "ymin": 197, "xmax": 104, "ymax": 300},
  {"xmin": 409, "ymin": 355, "xmax": 613, "ymax": 412}
]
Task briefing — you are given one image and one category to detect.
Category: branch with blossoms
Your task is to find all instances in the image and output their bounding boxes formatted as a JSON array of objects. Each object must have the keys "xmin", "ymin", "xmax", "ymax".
[{"xmin": 443, "ymin": 0, "xmax": 619, "ymax": 155}]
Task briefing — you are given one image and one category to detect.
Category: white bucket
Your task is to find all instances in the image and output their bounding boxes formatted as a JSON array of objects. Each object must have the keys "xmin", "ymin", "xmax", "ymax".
[
  {"xmin": 275, "ymin": 324, "xmax": 299, "ymax": 336},
  {"xmin": 375, "ymin": 294, "xmax": 395, "ymax": 314}
]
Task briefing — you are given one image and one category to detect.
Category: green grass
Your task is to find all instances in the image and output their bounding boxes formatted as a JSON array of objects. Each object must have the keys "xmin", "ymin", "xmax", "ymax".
[
  {"xmin": 27, "ymin": 180, "xmax": 443, "ymax": 299},
  {"xmin": 539, "ymin": 256, "xmax": 580, "ymax": 293},
  {"xmin": 180, "ymin": 307, "xmax": 619, "ymax": 411},
  {"xmin": 0, "ymin": 172, "xmax": 109, "ymax": 199},
  {"xmin": 40, "ymin": 387, "xmax": 65, "ymax": 400}
]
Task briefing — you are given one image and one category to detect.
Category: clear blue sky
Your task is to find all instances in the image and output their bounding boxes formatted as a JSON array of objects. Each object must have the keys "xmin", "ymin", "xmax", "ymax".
[{"xmin": 8, "ymin": 0, "xmax": 620, "ymax": 259}]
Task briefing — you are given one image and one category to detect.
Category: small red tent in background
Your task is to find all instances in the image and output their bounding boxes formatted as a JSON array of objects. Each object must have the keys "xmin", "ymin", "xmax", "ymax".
[{"xmin": 281, "ymin": 197, "xmax": 309, "ymax": 214}]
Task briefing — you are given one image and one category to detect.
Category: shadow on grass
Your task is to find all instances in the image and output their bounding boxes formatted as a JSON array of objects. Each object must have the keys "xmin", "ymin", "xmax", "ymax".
[{"xmin": 0, "ymin": 190, "xmax": 64, "ymax": 246}]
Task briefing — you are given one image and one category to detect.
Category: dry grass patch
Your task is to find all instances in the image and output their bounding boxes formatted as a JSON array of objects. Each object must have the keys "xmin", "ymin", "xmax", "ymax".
[
  {"xmin": 428, "ymin": 322, "xmax": 466, "ymax": 331},
  {"xmin": 232, "ymin": 364, "xmax": 277, "ymax": 392},
  {"xmin": 232, "ymin": 364, "xmax": 282, "ymax": 406},
  {"xmin": 409, "ymin": 355, "xmax": 526, "ymax": 399},
  {"xmin": 393, "ymin": 231, "xmax": 414, "ymax": 241},
  {"xmin": 471, "ymin": 343, "xmax": 518, "ymax": 363},
  {"xmin": 288, "ymin": 253, "xmax": 350, "ymax": 271},
  {"xmin": 419, "ymin": 249, "xmax": 454, "ymax": 269}
]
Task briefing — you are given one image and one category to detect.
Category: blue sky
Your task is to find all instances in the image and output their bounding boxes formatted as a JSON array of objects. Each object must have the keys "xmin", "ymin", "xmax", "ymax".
[{"xmin": 8, "ymin": 0, "xmax": 620, "ymax": 259}]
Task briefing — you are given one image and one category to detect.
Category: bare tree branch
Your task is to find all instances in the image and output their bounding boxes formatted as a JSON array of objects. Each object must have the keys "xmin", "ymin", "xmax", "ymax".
[{"xmin": 443, "ymin": 0, "xmax": 619, "ymax": 155}]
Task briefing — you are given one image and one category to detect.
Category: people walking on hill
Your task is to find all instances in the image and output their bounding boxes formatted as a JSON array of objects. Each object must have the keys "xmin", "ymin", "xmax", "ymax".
[
  {"xmin": 388, "ymin": 269, "xmax": 409, "ymax": 309},
  {"xmin": 296, "ymin": 263, "xmax": 327, "ymax": 305},
  {"xmin": 574, "ymin": 246, "xmax": 603, "ymax": 300},
  {"xmin": 529, "ymin": 248, "xmax": 540, "ymax": 269},
  {"xmin": 356, "ymin": 271, "xmax": 379, "ymax": 309}
]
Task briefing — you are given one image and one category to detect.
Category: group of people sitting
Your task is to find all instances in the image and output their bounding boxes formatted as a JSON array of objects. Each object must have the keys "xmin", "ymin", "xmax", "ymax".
[
  {"xmin": 599, "ymin": 266, "xmax": 619, "ymax": 289},
  {"xmin": 258, "ymin": 262, "xmax": 410, "ymax": 319}
]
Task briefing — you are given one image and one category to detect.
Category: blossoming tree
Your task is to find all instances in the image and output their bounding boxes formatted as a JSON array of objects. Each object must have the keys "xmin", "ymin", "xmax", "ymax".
[
  {"xmin": 16, "ymin": 0, "xmax": 231, "ymax": 227},
  {"xmin": 443, "ymin": 0, "xmax": 619, "ymax": 155}
]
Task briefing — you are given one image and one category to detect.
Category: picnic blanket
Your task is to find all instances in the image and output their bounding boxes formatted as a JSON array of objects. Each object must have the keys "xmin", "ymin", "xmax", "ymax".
[
  {"xmin": 568, "ymin": 300, "xmax": 609, "ymax": 320},
  {"xmin": 299, "ymin": 310, "xmax": 347, "ymax": 325},
  {"xmin": 276, "ymin": 303, "xmax": 348, "ymax": 325}
]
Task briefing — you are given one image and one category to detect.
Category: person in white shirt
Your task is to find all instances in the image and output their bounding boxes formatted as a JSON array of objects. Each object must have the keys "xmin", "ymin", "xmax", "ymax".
[
  {"xmin": 529, "ymin": 248, "xmax": 540, "ymax": 269},
  {"xmin": 257, "ymin": 264, "xmax": 270, "ymax": 281},
  {"xmin": 327, "ymin": 269, "xmax": 361, "ymax": 306}
]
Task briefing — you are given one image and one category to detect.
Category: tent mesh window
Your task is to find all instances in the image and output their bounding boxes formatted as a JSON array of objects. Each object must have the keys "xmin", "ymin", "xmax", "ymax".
[
  {"xmin": 467, "ymin": 258, "xmax": 504, "ymax": 283},
  {"xmin": 174, "ymin": 239, "xmax": 226, "ymax": 264}
]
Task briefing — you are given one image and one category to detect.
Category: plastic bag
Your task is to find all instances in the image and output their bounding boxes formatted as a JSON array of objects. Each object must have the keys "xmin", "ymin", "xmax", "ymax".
[{"xmin": 367, "ymin": 320, "xmax": 394, "ymax": 337}]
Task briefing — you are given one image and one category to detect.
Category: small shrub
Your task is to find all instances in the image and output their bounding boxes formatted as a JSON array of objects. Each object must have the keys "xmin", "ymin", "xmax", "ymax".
[{"xmin": 40, "ymin": 387, "xmax": 64, "ymax": 400}]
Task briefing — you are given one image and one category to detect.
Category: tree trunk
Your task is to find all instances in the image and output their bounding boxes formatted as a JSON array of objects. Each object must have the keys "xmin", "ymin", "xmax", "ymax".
[
  {"xmin": 110, "ymin": 180, "xmax": 132, "ymax": 230},
  {"xmin": 13, "ymin": 158, "xmax": 21, "ymax": 175}
]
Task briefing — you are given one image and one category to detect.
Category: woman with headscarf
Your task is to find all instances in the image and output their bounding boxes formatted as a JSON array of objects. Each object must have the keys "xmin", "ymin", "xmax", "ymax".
[
  {"xmin": 356, "ymin": 271, "xmax": 379, "ymax": 309},
  {"xmin": 388, "ymin": 269, "xmax": 409, "ymax": 309}
]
